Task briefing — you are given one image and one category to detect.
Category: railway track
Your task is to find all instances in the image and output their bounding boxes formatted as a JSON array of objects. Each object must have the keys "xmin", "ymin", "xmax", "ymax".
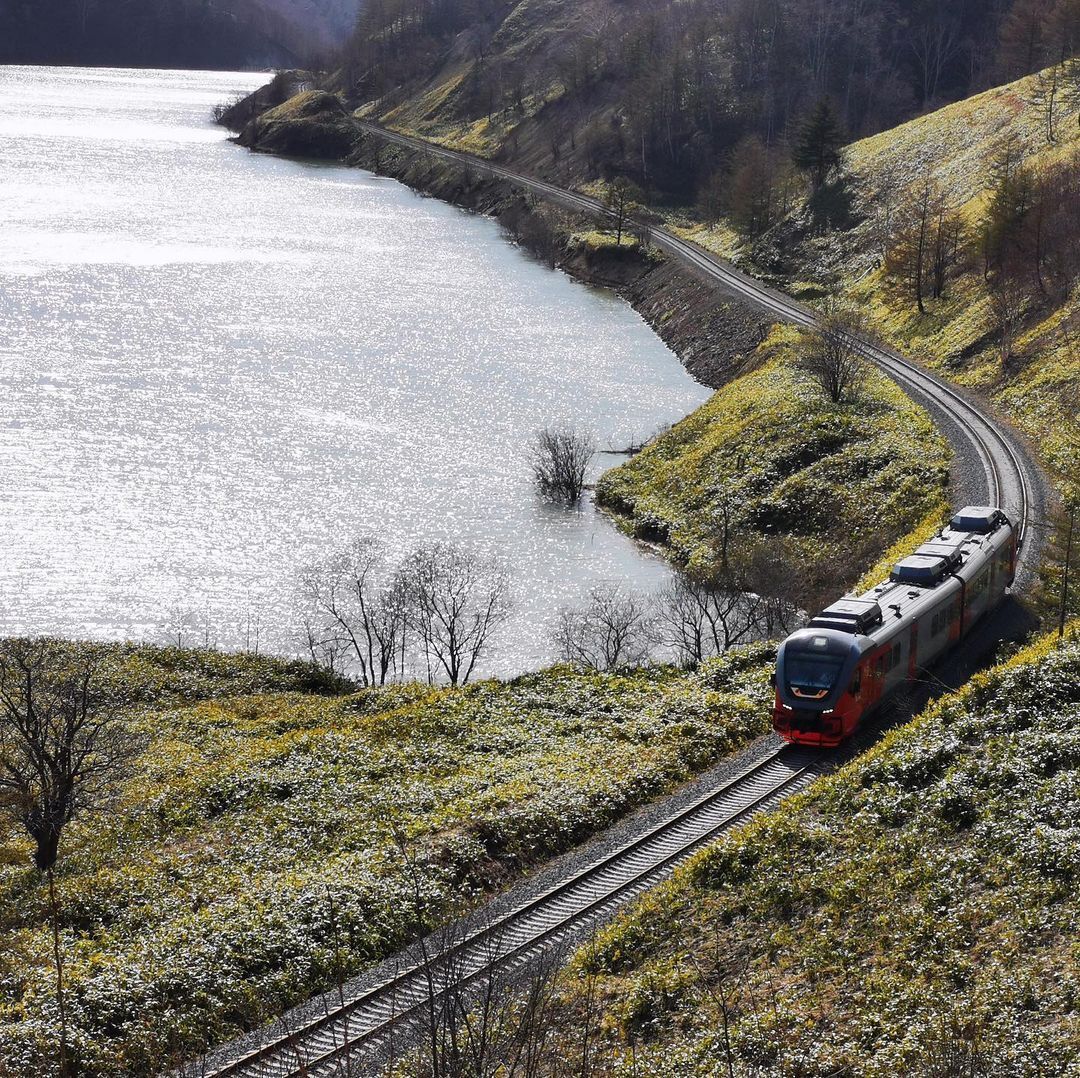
[
  {"xmin": 191, "ymin": 123, "xmax": 1043, "ymax": 1077},
  {"xmin": 354, "ymin": 122, "xmax": 1037, "ymax": 572},
  {"xmin": 191, "ymin": 747, "xmax": 823, "ymax": 1077}
]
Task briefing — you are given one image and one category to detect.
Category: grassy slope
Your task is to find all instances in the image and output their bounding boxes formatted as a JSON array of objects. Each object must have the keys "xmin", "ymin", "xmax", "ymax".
[
  {"xmin": 376, "ymin": 0, "xmax": 580, "ymax": 159},
  {"xmin": 596, "ymin": 326, "xmax": 950, "ymax": 582},
  {"xmin": 689, "ymin": 66, "xmax": 1079, "ymax": 489},
  {"xmin": 0, "ymin": 644, "xmax": 773, "ymax": 1077},
  {"xmin": 846, "ymin": 70, "xmax": 1080, "ymax": 487},
  {"xmin": 568, "ymin": 625, "xmax": 1080, "ymax": 1075}
]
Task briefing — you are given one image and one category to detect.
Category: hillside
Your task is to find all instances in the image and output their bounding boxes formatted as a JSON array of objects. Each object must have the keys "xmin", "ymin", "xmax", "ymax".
[
  {"xmin": 596, "ymin": 326, "xmax": 949, "ymax": 602},
  {"xmin": 334, "ymin": 0, "xmax": 1069, "ymax": 203},
  {"xmin": 593, "ymin": 60, "xmax": 1078, "ymax": 622},
  {"xmin": 0, "ymin": 0, "xmax": 360, "ymax": 68},
  {"xmin": 0, "ymin": 642, "xmax": 772, "ymax": 1076},
  {"xmin": 714, "ymin": 64, "xmax": 1080, "ymax": 496}
]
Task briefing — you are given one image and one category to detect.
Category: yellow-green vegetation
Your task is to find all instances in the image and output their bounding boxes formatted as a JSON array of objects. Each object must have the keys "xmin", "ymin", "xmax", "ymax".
[
  {"xmin": 570, "ymin": 229, "xmax": 645, "ymax": 251},
  {"xmin": 676, "ymin": 66, "xmax": 1078, "ymax": 493},
  {"xmin": 665, "ymin": 214, "xmax": 744, "ymax": 263},
  {"xmin": 842, "ymin": 67, "xmax": 1080, "ymax": 487},
  {"xmin": 0, "ymin": 642, "xmax": 774, "ymax": 1077},
  {"xmin": 565, "ymin": 624, "xmax": 1080, "ymax": 1074},
  {"xmin": 379, "ymin": 62, "xmax": 564, "ymax": 160},
  {"xmin": 596, "ymin": 326, "xmax": 950, "ymax": 587}
]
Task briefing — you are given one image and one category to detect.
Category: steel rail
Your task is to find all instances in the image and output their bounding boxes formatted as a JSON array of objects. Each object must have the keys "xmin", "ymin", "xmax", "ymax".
[{"xmin": 195, "ymin": 747, "xmax": 821, "ymax": 1077}]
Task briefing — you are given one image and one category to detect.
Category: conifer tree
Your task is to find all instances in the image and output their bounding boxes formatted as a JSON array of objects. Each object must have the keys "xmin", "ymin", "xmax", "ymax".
[{"xmin": 793, "ymin": 99, "xmax": 845, "ymax": 187}]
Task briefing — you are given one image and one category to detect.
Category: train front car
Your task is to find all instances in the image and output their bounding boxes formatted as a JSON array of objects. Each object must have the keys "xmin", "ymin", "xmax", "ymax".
[{"xmin": 773, "ymin": 625, "xmax": 867, "ymax": 747}]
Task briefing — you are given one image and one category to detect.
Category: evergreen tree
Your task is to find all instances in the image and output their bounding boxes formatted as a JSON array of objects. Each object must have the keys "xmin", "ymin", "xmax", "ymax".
[{"xmin": 792, "ymin": 99, "xmax": 845, "ymax": 187}]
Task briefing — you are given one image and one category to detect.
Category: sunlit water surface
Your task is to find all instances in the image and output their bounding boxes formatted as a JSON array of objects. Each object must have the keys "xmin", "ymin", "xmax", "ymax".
[{"xmin": 0, "ymin": 66, "xmax": 710, "ymax": 673}]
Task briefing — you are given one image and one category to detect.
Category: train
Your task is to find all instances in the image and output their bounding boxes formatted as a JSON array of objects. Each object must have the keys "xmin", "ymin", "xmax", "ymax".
[{"xmin": 772, "ymin": 505, "xmax": 1018, "ymax": 747}]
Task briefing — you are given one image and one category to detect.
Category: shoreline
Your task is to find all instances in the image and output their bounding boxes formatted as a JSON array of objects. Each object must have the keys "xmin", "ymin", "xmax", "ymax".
[
  {"xmin": 220, "ymin": 87, "xmax": 780, "ymax": 569},
  {"xmin": 219, "ymin": 86, "xmax": 1039, "ymax": 604},
  {"xmin": 222, "ymin": 89, "xmax": 774, "ymax": 397}
]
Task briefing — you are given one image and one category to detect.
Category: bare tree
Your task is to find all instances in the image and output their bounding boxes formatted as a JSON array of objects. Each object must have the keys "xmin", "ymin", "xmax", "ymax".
[
  {"xmin": 294, "ymin": 609, "xmax": 351, "ymax": 677},
  {"xmin": 885, "ymin": 170, "xmax": 964, "ymax": 309},
  {"xmin": 867, "ymin": 157, "xmax": 908, "ymax": 261},
  {"xmin": 552, "ymin": 583, "xmax": 655, "ymax": 671},
  {"xmin": 162, "ymin": 605, "xmax": 200, "ymax": 649},
  {"xmin": 988, "ymin": 269, "xmax": 1028, "ymax": 368},
  {"xmin": 398, "ymin": 544, "xmax": 512, "ymax": 686},
  {"xmin": 929, "ymin": 199, "xmax": 967, "ymax": 300},
  {"xmin": 1033, "ymin": 57, "xmax": 1063, "ymax": 144},
  {"xmin": 603, "ymin": 176, "xmax": 643, "ymax": 246},
  {"xmin": 296, "ymin": 536, "xmax": 407, "ymax": 686},
  {"xmin": 797, "ymin": 300, "xmax": 872, "ymax": 404},
  {"xmin": 656, "ymin": 572, "xmax": 756, "ymax": 668},
  {"xmin": 0, "ymin": 640, "xmax": 136, "ymax": 1078},
  {"xmin": 909, "ymin": 11, "xmax": 961, "ymax": 108},
  {"xmin": 529, "ymin": 425, "xmax": 596, "ymax": 505}
]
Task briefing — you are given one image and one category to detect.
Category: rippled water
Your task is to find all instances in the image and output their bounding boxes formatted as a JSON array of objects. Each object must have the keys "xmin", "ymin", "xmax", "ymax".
[{"xmin": 0, "ymin": 66, "xmax": 710, "ymax": 673}]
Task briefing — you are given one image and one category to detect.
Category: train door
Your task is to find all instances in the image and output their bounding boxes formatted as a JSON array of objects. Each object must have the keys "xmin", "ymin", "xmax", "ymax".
[
  {"xmin": 845, "ymin": 661, "xmax": 868, "ymax": 736},
  {"xmin": 909, "ymin": 625, "xmax": 919, "ymax": 678}
]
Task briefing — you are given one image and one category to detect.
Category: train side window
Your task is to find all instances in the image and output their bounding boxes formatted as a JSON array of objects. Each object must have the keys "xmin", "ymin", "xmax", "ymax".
[
  {"xmin": 851, "ymin": 668, "xmax": 862, "ymax": 694},
  {"xmin": 891, "ymin": 643, "xmax": 901, "ymax": 669}
]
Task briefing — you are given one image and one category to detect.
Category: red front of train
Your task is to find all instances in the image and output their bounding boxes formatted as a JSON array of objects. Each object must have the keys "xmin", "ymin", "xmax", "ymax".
[{"xmin": 772, "ymin": 628, "xmax": 866, "ymax": 747}]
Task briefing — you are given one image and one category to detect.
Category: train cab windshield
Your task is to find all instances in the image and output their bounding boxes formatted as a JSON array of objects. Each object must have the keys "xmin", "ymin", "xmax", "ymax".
[{"xmin": 784, "ymin": 635, "xmax": 847, "ymax": 699}]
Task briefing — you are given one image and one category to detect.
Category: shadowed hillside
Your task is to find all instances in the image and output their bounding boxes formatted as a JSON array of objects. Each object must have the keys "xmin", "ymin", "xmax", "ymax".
[
  {"xmin": 333, "ymin": 0, "xmax": 1078, "ymax": 202},
  {"xmin": 0, "ymin": 0, "xmax": 360, "ymax": 69}
]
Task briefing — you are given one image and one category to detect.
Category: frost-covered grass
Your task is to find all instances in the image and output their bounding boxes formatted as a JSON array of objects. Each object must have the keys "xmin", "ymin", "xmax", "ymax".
[
  {"xmin": 562, "ymin": 624, "xmax": 1080, "ymax": 1075},
  {"xmin": 0, "ymin": 643, "xmax": 773, "ymax": 1077},
  {"xmin": 596, "ymin": 326, "xmax": 950, "ymax": 578}
]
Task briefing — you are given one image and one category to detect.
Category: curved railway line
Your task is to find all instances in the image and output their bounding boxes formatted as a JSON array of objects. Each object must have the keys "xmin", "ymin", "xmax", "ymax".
[
  {"xmin": 355, "ymin": 122, "xmax": 1039, "ymax": 573},
  {"xmin": 191, "ymin": 123, "xmax": 1045, "ymax": 1077}
]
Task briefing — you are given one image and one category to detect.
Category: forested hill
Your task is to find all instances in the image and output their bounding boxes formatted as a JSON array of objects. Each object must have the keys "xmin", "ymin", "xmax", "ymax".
[
  {"xmin": 0, "ymin": 0, "xmax": 360, "ymax": 69},
  {"xmin": 336, "ymin": 0, "xmax": 1080, "ymax": 202}
]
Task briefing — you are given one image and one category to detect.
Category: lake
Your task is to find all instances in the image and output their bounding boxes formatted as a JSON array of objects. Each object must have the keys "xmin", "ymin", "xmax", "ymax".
[{"xmin": 0, "ymin": 66, "xmax": 710, "ymax": 673}]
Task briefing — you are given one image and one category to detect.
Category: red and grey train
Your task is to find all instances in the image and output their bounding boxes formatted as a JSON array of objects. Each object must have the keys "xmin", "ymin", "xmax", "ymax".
[{"xmin": 773, "ymin": 505, "xmax": 1018, "ymax": 747}]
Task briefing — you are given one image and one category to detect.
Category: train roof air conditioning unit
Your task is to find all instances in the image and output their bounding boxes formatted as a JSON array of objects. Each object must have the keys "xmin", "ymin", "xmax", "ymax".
[
  {"xmin": 891, "ymin": 555, "xmax": 949, "ymax": 587},
  {"xmin": 950, "ymin": 506, "xmax": 1008, "ymax": 534},
  {"xmin": 809, "ymin": 598, "xmax": 884, "ymax": 635},
  {"xmin": 915, "ymin": 542, "xmax": 964, "ymax": 572}
]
